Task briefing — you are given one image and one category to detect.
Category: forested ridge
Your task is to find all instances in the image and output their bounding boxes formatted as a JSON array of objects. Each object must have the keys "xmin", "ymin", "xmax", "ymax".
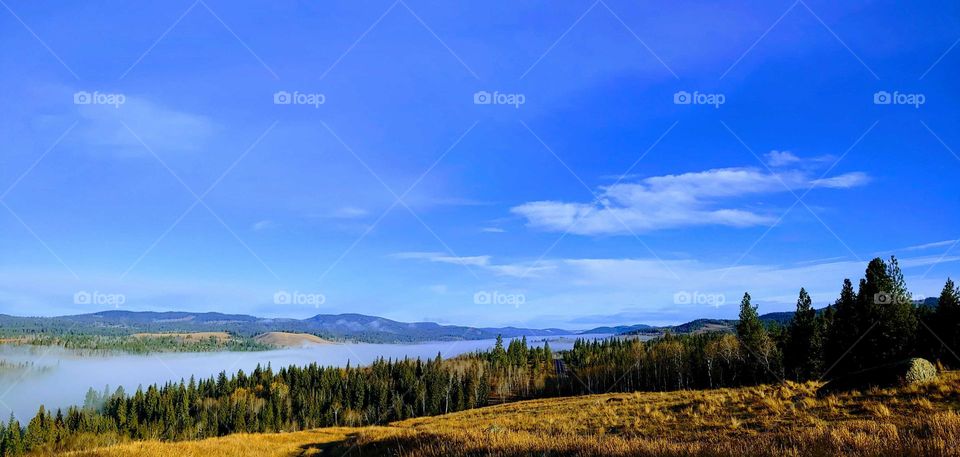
[{"xmin": 1, "ymin": 256, "xmax": 957, "ymax": 455}]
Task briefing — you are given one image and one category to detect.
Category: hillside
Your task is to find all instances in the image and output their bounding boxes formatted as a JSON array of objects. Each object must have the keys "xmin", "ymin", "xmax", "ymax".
[
  {"xmin": 252, "ymin": 331, "xmax": 333, "ymax": 347},
  {"xmin": 65, "ymin": 372, "xmax": 960, "ymax": 457},
  {"xmin": 606, "ymin": 310, "xmax": 825, "ymax": 336},
  {"xmin": 0, "ymin": 311, "xmax": 574, "ymax": 344}
]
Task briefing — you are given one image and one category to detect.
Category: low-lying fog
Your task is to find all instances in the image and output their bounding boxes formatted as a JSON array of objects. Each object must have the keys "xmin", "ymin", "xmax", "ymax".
[{"xmin": 0, "ymin": 335, "xmax": 606, "ymax": 420}]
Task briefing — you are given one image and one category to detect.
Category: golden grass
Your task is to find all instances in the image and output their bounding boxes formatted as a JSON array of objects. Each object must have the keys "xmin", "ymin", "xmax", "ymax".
[
  {"xmin": 58, "ymin": 372, "xmax": 960, "ymax": 457},
  {"xmin": 62, "ymin": 428, "xmax": 381, "ymax": 457},
  {"xmin": 252, "ymin": 332, "xmax": 334, "ymax": 347}
]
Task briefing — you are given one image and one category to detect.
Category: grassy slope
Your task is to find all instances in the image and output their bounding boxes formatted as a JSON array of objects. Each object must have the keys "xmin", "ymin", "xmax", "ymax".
[
  {"xmin": 65, "ymin": 372, "xmax": 960, "ymax": 457},
  {"xmin": 252, "ymin": 332, "xmax": 334, "ymax": 347}
]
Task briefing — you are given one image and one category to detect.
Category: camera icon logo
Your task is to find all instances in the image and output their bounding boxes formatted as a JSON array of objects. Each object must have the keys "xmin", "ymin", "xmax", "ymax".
[
  {"xmin": 873, "ymin": 91, "xmax": 891, "ymax": 105},
  {"xmin": 74, "ymin": 91, "xmax": 92, "ymax": 105},
  {"xmin": 673, "ymin": 291, "xmax": 692, "ymax": 305},
  {"xmin": 874, "ymin": 292, "xmax": 893, "ymax": 305},
  {"xmin": 273, "ymin": 91, "xmax": 292, "ymax": 105},
  {"xmin": 473, "ymin": 91, "xmax": 492, "ymax": 105},
  {"xmin": 74, "ymin": 291, "xmax": 91, "ymax": 305},
  {"xmin": 473, "ymin": 291, "xmax": 492, "ymax": 305},
  {"xmin": 673, "ymin": 91, "xmax": 692, "ymax": 105},
  {"xmin": 273, "ymin": 290, "xmax": 292, "ymax": 305}
]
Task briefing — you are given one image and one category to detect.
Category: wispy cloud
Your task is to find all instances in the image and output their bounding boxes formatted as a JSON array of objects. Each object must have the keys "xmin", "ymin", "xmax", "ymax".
[
  {"xmin": 810, "ymin": 172, "xmax": 870, "ymax": 188},
  {"xmin": 395, "ymin": 252, "xmax": 959, "ymax": 326},
  {"xmin": 765, "ymin": 150, "xmax": 837, "ymax": 169},
  {"xmin": 251, "ymin": 220, "xmax": 274, "ymax": 231},
  {"xmin": 765, "ymin": 150, "xmax": 802, "ymax": 167},
  {"xmin": 392, "ymin": 252, "xmax": 553, "ymax": 277},
  {"xmin": 512, "ymin": 163, "xmax": 868, "ymax": 236},
  {"xmin": 426, "ymin": 284, "xmax": 448, "ymax": 294},
  {"xmin": 901, "ymin": 240, "xmax": 958, "ymax": 252},
  {"xmin": 73, "ymin": 96, "xmax": 216, "ymax": 157},
  {"xmin": 328, "ymin": 207, "xmax": 370, "ymax": 219},
  {"xmin": 392, "ymin": 251, "xmax": 492, "ymax": 267}
]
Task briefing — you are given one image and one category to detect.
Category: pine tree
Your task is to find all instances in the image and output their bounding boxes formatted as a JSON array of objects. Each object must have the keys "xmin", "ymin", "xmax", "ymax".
[
  {"xmin": 25, "ymin": 405, "xmax": 50, "ymax": 451},
  {"xmin": 825, "ymin": 278, "xmax": 858, "ymax": 377},
  {"xmin": 492, "ymin": 335, "xmax": 506, "ymax": 368},
  {"xmin": 855, "ymin": 257, "xmax": 916, "ymax": 368},
  {"xmin": 736, "ymin": 292, "xmax": 773, "ymax": 380},
  {"xmin": 785, "ymin": 288, "xmax": 818, "ymax": 380},
  {"xmin": 736, "ymin": 292, "xmax": 762, "ymax": 343},
  {"xmin": 934, "ymin": 278, "xmax": 960, "ymax": 365},
  {"xmin": 5, "ymin": 414, "xmax": 23, "ymax": 456}
]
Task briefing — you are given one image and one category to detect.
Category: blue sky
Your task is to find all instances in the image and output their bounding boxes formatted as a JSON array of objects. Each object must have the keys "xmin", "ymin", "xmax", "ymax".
[{"xmin": 1, "ymin": 0, "xmax": 958, "ymax": 328}]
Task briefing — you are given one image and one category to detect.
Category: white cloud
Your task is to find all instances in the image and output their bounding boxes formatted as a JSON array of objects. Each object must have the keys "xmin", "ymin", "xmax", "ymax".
[
  {"xmin": 900, "ymin": 240, "xmax": 958, "ymax": 252},
  {"xmin": 411, "ymin": 253, "xmax": 960, "ymax": 327},
  {"xmin": 765, "ymin": 150, "xmax": 801, "ymax": 167},
  {"xmin": 392, "ymin": 251, "xmax": 492, "ymax": 267},
  {"xmin": 393, "ymin": 252, "xmax": 553, "ymax": 277},
  {"xmin": 765, "ymin": 150, "xmax": 836, "ymax": 168},
  {"xmin": 251, "ymin": 220, "xmax": 274, "ymax": 231},
  {"xmin": 74, "ymin": 96, "xmax": 216, "ymax": 157},
  {"xmin": 512, "ymin": 166, "xmax": 869, "ymax": 235},
  {"xmin": 329, "ymin": 207, "xmax": 369, "ymax": 219},
  {"xmin": 810, "ymin": 172, "xmax": 870, "ymax": 188},
  {"xmin": 427, "ymin": 284, "xmax": 448, "ymax": 294}
]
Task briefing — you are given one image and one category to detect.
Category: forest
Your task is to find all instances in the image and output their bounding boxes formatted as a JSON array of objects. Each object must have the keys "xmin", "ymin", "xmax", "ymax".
[
  {"xmin": 5, "ymin": 334, "xmax": 272, "ymax": 354},
  {"xmin": 1, "ymin": 256, "xmax": 957, "ymax": 455}
]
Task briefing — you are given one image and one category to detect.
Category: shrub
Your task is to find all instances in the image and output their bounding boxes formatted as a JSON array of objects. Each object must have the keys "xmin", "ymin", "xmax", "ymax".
[{"xmin": 903, "ymin": 358, "xmax": 937, "ymax": 385}]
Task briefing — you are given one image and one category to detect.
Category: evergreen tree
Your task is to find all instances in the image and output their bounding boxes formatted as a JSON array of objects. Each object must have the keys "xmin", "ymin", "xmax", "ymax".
[
  {"xmin": 24, "ymin": 405, "xmax": 50, "ymax": 450},
  {"xmin": 4, "ymin": 414, "xmax": 22, "ymax": 457},
  {"xmin": 736, "ymin": 292, "xmax": 773, "ymax": 380},
  {"xmin": 861, "ymin": 257, "xmax": 917, "ymax": 367},
  {"xmin": 492, "ymin": 335, "xmax": 506, "ymax": 368},
  {"xmin": 826, "ymin": 257, "xmax": 918, "ymax": 377},
  {"xmin": 934, "ymin": 278, "xmax": 960, "ymax": 365},
  {"xmin": 785, "ymin": 288, "xmax": 818, "ymax": 380},
  {"xmin": 825, "ymin": 278, "xmax": 858, "ymax": 377},
  {"xmin": 736, "ymin": 292, "xmax": 762, "ymax": 344}
]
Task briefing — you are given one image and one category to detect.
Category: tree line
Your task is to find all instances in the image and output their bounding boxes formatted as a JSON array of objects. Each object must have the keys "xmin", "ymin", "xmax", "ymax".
[
  {"xmin": 0, "ymin": 256, "xmax": 956, "ymax": 455},
  {"xmin": 555, "ymin": 256, "xmax": 959, "ymax": 396}
]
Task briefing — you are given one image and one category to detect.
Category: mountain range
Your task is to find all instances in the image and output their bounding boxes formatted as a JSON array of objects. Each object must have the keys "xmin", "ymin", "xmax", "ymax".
[
  {"xmin": 2, "ymin": 299, "xmax": 938, "ymax": 344},
  {"xmin": 0, "ymin": 311, "xmax": 572, "ymax": 343}
]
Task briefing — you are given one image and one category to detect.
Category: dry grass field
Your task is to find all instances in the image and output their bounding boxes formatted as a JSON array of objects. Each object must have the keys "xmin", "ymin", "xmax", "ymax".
[
  {"xmin": 63, "ymin": 372, "xmax": 960, "ymax": 457},
  {"xmin": 252, "ymin": 332, "xmax": 334, "ymax": 347}
]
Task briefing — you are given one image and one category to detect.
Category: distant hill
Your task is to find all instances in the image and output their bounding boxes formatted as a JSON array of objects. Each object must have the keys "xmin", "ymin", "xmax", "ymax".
[
  {"xmin": 253, "ymin": 332, "xmax": 333, "ymax": 347},
  {"xmin": 5, "ymin": 302, "xmax": 918, "ymax": 344},
  {"xmin": 0, "ymin": 310, "xmax": 575, "ymax": 344},
  {"xmin": 578, "ymin": 324, "xmax": 655, "ymax": 335},
  {"xmin": 612, "ymin": 311, "xmax": 799, "ymax": 337}
]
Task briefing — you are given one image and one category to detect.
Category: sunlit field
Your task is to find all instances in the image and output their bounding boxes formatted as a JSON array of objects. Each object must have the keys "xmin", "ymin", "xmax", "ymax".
[
  {"xmin": 3, "ymin": 2, "xmax": 958, "ymax": 457},
  {"xmin": 64, "ymin": 371, "xmax": 960, "ymax": 457}
]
